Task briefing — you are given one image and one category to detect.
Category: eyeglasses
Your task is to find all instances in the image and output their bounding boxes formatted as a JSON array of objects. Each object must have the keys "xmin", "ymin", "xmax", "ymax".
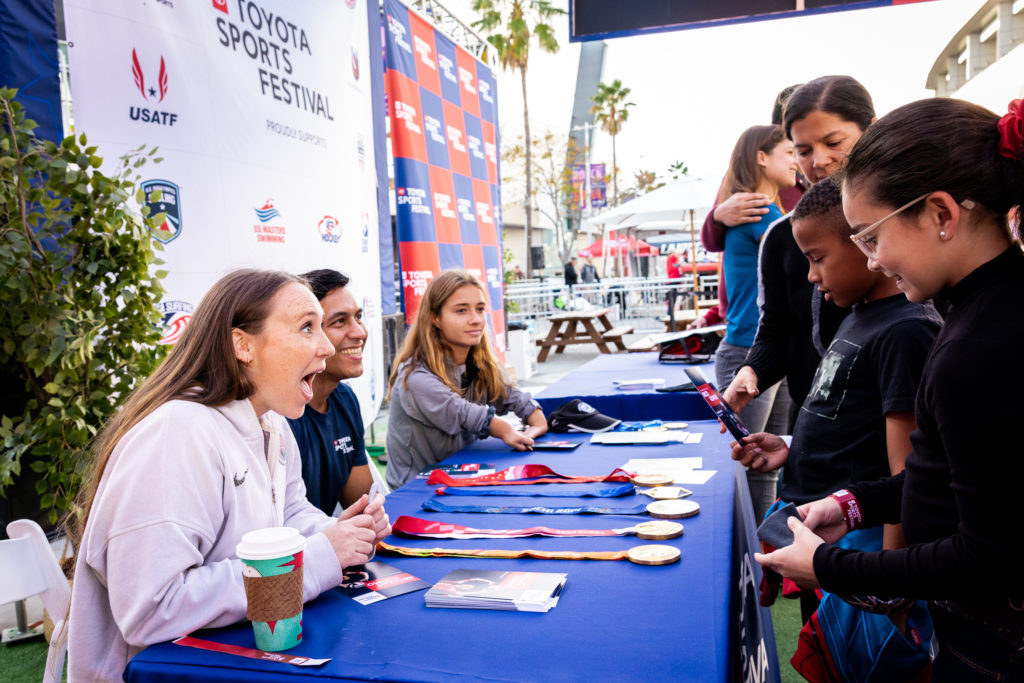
[{"xmin": 849, "ymin": 193, "xmax": 976, "ymax": 257}]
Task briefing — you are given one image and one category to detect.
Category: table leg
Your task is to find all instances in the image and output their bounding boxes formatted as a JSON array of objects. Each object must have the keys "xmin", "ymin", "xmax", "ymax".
[
  {"xmin": 555, "ymin": 320, "xmax": 578, "ymax": 354},
  {"xmin": 537, "ymin": 320, "xmax": 565, "ymax": 362},
  {"xmin": 581, "ymin": 318, "xmax": 612, "ymax": 354}
]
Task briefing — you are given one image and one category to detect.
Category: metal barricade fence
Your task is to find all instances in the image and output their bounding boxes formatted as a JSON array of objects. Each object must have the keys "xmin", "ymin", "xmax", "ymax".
[{"xmin": 505, "ymin": 274, "xmax": 718, "ymax": 323}]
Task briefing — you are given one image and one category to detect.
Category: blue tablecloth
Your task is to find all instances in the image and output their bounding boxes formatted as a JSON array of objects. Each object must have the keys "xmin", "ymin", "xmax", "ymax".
[
  {"xmin": 124, "ymin": 421, "xmax": 751, "ymax": 682},
  {"xmin": 533, "ymin": 352, "xmax": 716, "ymax": 422}
]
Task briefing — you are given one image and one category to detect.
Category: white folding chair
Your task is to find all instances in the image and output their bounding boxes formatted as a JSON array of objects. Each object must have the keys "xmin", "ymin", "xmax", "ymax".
[{"xmin": 2, "ymin": 520, "xmax": 70, "ymax": 683}]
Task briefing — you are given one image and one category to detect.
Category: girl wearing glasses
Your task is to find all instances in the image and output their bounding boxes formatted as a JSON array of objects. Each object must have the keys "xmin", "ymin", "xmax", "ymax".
[{"xmin": 758, "ymin": 98, "xmax": 1024, "ymax": 680}]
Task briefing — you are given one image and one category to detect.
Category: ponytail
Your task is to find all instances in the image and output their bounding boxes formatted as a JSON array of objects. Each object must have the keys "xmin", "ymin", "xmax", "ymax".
[{"xmin": 842, "ymin": 98, "xmax": 1024, "ymax": 229}]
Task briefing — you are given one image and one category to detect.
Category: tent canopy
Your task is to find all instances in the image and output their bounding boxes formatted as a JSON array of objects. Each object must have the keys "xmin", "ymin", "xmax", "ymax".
[
  {"xmin": 583, "ymin": 177, "xmax": 720, "ymax": 229},
  {"xmin": 578, "ymin": 235, "xmax": 659, "ymax": 258}
]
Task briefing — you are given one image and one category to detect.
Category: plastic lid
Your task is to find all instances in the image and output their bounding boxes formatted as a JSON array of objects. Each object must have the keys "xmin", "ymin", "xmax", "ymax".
[{"xmin": 236, "ymin": 526, "xmax": 307, "ymax": 561}]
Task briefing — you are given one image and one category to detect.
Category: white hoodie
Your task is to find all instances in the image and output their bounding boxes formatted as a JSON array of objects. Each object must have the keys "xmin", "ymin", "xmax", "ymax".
[{"xmin": 67, "ymin": 399, "xmax": 344, "ymax": 681}]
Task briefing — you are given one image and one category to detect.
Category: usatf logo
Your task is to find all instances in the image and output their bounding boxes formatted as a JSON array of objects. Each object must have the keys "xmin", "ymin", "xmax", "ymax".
[
  {"xmin": 351, "ymin": 48, "xmax": 360, "ymax": 80},
  {"xmin": 317, "ymin": 215, "xmax": 341, "ymax": 244},
  {"xmin": 141, "ymin": 179, "xmax": 182, "ymax": 244},
  {"xmin": 129, "ymin": 48, "xmax": 178, "ymax": 126},
  {"xmin": 212, "ymin": 0, "xmax": 228, "ymax": 13},
  {"xmin": 253, "ymin": 199, "xmax": 286, "ymax": 244},
  {"xmin": 157, "ymin": 300, "xmax": 194, "ymax": 345}
]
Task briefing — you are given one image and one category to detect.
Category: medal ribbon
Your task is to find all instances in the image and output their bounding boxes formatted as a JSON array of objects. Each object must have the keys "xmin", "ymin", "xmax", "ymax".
[
  {"xmin": 422, "ymin": 499, "xmax": 649, "ymax": 515},
  {"xmin": 377, "ymin": 541, "xmax": 629, "ymax": 561},
  {"xmin": 433, "ymin": 483, "xmax": 636, "ymax": 498},
  {"xmin": 392, "ymin": 515, "xmax": 634, "ymax": 539},
  {"xmin": 426, "ymin": 465, "xmax": 634, "ymax": 487},
  {"xmin": 173, "ymin": 636, "xmax": 330, "ymax": 667}
]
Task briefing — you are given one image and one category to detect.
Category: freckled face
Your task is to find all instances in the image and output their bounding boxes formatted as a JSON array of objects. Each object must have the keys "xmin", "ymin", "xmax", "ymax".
[{"xmin": 241, "ymin": 283, "xmax": 334, "ymax": 418}]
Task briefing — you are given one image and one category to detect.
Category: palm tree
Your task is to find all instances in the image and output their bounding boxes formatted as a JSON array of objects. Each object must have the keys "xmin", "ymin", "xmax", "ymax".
[
  {"xmin": 590, "ymin": 79, "xmax": 634, "ymax": 206},
  {"xmin": 473, "ymin": 0, "xmax": 564, "ymax": 277}
]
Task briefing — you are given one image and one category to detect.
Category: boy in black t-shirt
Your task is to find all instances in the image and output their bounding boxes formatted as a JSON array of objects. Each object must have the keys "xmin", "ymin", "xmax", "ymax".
[{"xmin": 731, "ymin": 179, "xmax": 940, "ymax": 548}]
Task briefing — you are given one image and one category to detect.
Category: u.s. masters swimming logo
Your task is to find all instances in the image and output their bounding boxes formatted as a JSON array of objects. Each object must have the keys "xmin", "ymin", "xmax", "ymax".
[
  {"xmin": 157, "ymin": 300, "xmax": 194, "ymax": 345},
  {"xmin": 253, "ymin": 199, "xmax": 286, "ymax": 244},
  {"xmin": 141, "ymin": 179, "xmax": 182, "ymax": 244}
]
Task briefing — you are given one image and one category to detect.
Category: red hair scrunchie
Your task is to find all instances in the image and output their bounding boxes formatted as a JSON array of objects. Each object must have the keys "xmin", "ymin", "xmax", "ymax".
[{"xmin": 997, "ymin": 99, "xmax": 1024, "ymax": 160}]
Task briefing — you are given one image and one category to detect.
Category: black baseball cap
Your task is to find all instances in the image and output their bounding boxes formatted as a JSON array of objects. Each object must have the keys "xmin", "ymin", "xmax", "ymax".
[{"xmin": 547, "ymin": 399, "xmax": 621, "ymax": 433}]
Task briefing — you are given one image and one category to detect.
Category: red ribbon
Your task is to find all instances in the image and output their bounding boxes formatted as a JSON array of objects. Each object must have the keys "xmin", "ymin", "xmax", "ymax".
[
  {"xmin": 392, "ymin": 515, "xmax": 624, "ymax": 538},
  {"xmin": 426, "ymin": 464, "xmax": 634, "ymax": 487},
  {"xmin": 997, "ymin": 99, "xmax": 1024, "ymax": 160},
  {"xmin": 173, "ymin": 636, "xmax": 330, "ymax": 666}
]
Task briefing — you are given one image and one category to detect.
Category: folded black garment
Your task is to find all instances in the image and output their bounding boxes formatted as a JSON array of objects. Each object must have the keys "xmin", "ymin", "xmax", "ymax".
[{"xmin": 756, "ymin": 502, "xmax": 800, "ymax": 549}]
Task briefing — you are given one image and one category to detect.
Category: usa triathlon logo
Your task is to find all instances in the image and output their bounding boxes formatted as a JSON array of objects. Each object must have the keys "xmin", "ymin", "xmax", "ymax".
[
  {"xmin": 318, "ymin": 215, "xmax": 341, "ymax": 244},
  {"xmin": 129, "ymin": 48, "xmax": 178, "ymax": 126},
  {"xmin": 253, "ymin": 199, "xmax": 286, "ymax": 244},
  {"xmin": 158, "ymin": 301, "xmax": 194, "ymax": 345},
  {"xmin": 141, "ymin": 179, "xmax": 182, "ymax": 244}
]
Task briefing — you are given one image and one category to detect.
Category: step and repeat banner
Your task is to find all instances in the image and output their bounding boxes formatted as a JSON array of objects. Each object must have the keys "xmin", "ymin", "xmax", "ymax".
[
  {"xmin": 64, "ymin": 0, "xmax": 387, "ymax": 421},
  {"xmin": 383, "ymin": 0, "xmax": 505, "ymax": 354}
]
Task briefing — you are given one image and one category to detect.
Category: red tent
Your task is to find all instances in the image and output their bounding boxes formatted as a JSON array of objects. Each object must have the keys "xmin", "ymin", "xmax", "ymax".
[{"xmin": 578, "ymin": 235, "xmax": 659, "ymax": 258}]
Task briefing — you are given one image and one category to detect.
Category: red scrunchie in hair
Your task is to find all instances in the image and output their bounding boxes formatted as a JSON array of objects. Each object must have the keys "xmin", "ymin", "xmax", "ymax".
[{"xmin": 997, "ymin": 99, "xmax": 1024, "ymax": 160}]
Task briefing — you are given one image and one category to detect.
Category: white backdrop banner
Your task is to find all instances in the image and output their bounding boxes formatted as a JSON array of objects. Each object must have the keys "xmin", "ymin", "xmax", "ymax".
[{"xmin": 65, "ymin": 0, "xmax": 386, "ymax": 424}]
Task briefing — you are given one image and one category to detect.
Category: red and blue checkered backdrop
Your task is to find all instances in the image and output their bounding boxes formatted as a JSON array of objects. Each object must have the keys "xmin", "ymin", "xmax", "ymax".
[{"xmin": 384, "ymin": 0, "xmax": 505, "ymax": 354}]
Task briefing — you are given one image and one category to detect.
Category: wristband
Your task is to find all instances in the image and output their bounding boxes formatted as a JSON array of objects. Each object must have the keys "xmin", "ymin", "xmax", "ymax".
[
  {"xmin": 829, "ymin": 489, "xmax": 864, "ymax": 531},
  {"xmin": 476, "ymin": 406, "xmax": 497, "ymax": 439}
]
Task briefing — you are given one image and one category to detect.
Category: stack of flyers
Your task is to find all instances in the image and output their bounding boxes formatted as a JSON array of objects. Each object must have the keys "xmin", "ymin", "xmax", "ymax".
[
  {"xmin": 338, "ymin": 561, "xmax": 431, "ymax": 605},
  {"xmin": 425, "ymin": 569, "xmax": 566, "ymax": 612}
]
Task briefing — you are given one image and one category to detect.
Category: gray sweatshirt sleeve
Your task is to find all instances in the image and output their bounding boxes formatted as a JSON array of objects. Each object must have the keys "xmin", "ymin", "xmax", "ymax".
[{"xmin": 403, "ymin": 365, "xmax": 493, "ymax": 436}]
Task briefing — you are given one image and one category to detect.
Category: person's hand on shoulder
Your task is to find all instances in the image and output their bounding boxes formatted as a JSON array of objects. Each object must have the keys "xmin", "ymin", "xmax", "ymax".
[
  {"xmin": 324, "ymin": 497, "xmax": 378, "ymax": 567},
  {"xmin": 713, "ymin": 192, "xmax": 772, "ymax": 227},
  {"xmin": 730, "ymin": 432, "xmax": 788, "ymax": 472}
]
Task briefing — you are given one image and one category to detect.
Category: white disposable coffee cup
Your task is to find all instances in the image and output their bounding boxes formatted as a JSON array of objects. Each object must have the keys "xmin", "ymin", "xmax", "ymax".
[{"xmin": 236, "ymin": 526, "xmax": 306, "ymax": 561}]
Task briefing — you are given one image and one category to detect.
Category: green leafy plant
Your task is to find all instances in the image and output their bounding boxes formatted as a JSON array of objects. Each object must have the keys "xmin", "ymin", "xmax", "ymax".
[
  {"xmin": 0, "ymin": 88, "xmax": 167, "ymax": 523},
  {"xmin": 502, "ymin": 234, "xmax": 520, "ymax": 314}
]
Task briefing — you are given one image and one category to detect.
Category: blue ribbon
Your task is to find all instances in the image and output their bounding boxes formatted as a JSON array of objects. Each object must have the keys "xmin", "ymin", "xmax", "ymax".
[
  {"xmin": 422, "ymin": 499, "xmax": 650, "ymax": 515},
  {"xmin": 435, "ymin": 483, "xmax": 636, "ymax": 498}
]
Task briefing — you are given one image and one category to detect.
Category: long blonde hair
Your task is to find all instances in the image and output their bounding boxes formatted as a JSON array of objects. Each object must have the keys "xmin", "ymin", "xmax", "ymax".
[
  {"xmin": 388, "ymin": 270, "xmax": 507, "ymax": 404},
  {"xmin": 68, "ymin": 269, "xmax": 305, "ymax": 547}
]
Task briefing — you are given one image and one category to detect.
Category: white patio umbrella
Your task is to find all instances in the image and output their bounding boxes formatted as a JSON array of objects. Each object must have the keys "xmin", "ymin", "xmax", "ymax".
[{"xmin": 585, "ymin": 177, "xmax": 721, "ymax": 313}]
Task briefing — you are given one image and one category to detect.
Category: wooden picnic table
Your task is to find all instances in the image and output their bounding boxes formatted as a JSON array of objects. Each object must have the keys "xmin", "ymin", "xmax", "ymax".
[{"xmin": 536, "ymin": 307, "xmax": 633, "ymax": 362}]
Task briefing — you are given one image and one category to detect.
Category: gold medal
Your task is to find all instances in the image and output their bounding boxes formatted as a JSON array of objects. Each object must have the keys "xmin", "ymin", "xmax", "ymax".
[
  {"xmin": 636, "ymin": 486, "xmax": 692, "ymax": 500},
  {"xmin": 630, "ymin": 473, "xmax": 674, "ymax": 487},
  {"xmin": 646, "ymin": 499, "xmax": 700, "ymax": 519},
  {"xmin": 633, "ymin": 521, "xmax": 684, "ymax": 540},
  {"xmin": 626, "ymin": 544, "xmax": 681, "ymax": 565}
]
